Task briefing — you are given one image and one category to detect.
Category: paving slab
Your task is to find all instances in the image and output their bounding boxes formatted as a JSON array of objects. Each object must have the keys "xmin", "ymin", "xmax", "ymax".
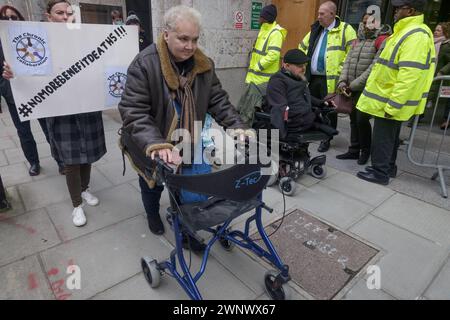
[
  {"xmin": 19, "ymin": 176, "xmax": 69, "ymax": 211},
  {"xmin": 19, "ymin": 169, "xmax": 111, "ymax": 212},
  {"xmin": 293, "ymin": 184, "xmax": 373, "ymax": 230},
  {"xmin": 0, "ymin": 162, "xmax": 32, "ymax": 187},
  {"xmin": 47, "ymin": 184, "xmax": 144, "ymax": 242},
  {"xmin": 93, "ymin": 254, "xmax": 257, "ymax": 300},
  {"xmin": 371, "ymin": 193, "xmax": 450, "ymax": 247},
  {"xmin": 96, "ymin": 159, "xmax": 139, "ymax": 185},
  {"xmin": 4, "ymin": 147, "xmax": 27, "ymax": 165},
  {"xmin": 1, "ymin": 186, "xmax": 25, "ymax": 218},
  {"xmin": 0, "ymin": 136, "xmax": 16, "ymax": 150},
  {"xmin": 0, "ymin": 150, "xmax": 7, "ymax": 167},
  {"xmin": 322, "ymin": 172, "xmax": 395, "ymax": 207},
  {"xmin": 343, "ymin": 278, "xmax": 396, "ymax": 300},
  {"xmin": 39, "ymin": 215, "xmax": 174, "ymax": 300},
  {"xmin": 0, "ymin": 255, "xmax": 54, "ymax": 300},
  {"xmin": 389, "ymin": 172, "xmax": 450, "ymax": 211},
  {"xmin": 92, "ymin": 272, "xmax": 188, "ymax": 300},
  {"xmin": 0, "ymin": 209, "xmax": 61, "ymax": 267},
  {"xmin": 350, "ymin": 215, "xmax": 449, "ymax": 299},
  {"xmin": 424, "ymin": 257, "xmax": 450, "ymax": 300}
]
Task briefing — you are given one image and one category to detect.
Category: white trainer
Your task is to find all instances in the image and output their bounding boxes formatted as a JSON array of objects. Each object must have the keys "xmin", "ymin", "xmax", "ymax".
[
  {"xmin": 81, "ymin": 190, "xmax": 99, "ymax": 206},
  {"xmin": 72, "ymin": 206, "xmax": 87, "ymax": 227}
]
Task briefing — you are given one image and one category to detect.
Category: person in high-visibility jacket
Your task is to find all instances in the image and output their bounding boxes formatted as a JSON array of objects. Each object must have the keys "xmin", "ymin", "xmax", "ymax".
[
  {"xmin": 245, "ymin": 4, "xmax": 287, "ymax": 86},
  {"xmin": 299, "ymin": 1, "xmax": 356, "ymax": 153},
  {"xmin": 356, "ymin": 0, "xmax": 435, "ymax": 186}
]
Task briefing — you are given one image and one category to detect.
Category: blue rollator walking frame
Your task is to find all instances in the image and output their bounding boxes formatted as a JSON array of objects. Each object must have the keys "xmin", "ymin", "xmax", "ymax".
[{"xmin": 141, "ymin": 156, "xmax": 292, "ymax": 300}]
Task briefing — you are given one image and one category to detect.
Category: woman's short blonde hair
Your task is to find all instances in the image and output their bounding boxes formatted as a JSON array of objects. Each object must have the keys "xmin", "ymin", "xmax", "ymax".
[{"xmin": 163, "ymin": 5, "xmax": 201, "ymax": 32}]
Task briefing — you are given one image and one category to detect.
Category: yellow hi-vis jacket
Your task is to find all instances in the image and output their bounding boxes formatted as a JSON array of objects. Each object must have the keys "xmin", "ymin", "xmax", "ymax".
[
  {"xmin": 357, "ymin": 15, "xmax": 436, "ymax": 121},
  {"xmin": 245, "ymin": 21, "xmax": 287, "ymax": 85},
  {"xmin": 299, "ymin": 18, "xmax": 356, "ymax": 94}
]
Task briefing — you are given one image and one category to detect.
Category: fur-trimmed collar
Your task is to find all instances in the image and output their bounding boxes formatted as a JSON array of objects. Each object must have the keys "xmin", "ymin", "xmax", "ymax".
[{"xmin": 157, "ymin": 34, "xmax": 212, "ymax": 91}]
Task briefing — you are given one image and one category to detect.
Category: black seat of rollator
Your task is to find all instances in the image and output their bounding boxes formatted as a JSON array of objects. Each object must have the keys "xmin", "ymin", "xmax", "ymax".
[{"xmin": 165, "ymin": 161, "xmax": 270, "ymax": 232}]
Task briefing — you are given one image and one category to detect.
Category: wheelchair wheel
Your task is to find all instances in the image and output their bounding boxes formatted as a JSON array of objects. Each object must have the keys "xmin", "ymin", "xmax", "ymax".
[
  {"xmin": 264, "ymin": 270, "xmax": 291, "ymax": 300},
  {"xmin": 278, "ymin": 177, "xmax": 296, "ymax": 196},
  {"xmin": 310, "ymin": 164, "xmax": 327, "ymax": 179},
  {"xmin": 141, "ymin": 257, "xmax": 161, "ymax": 288}
]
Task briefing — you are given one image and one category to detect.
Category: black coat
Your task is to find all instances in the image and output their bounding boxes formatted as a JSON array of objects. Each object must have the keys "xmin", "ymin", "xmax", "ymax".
[{"xmin": 266, "ymin": 68, "xmax": 323, "ymax": 138}]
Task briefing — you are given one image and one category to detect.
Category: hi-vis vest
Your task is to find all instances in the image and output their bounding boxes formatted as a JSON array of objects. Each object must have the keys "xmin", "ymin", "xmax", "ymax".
[
  {"xmin": 299, "ymin": 19, "xmax": 356, "ymax": 94},
  {"xmin": 245, "ymin": 21, "xmax": 287, "ymax": 85},
  {"xmin": 357, "ymin": 15, "xmax": 436, "ymax": 121}
]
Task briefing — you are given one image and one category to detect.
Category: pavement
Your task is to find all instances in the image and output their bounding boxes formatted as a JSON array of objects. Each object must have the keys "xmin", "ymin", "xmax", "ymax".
[{"xmin": 1, "ymin": 106, "xmax": 450, "ymax": 300}]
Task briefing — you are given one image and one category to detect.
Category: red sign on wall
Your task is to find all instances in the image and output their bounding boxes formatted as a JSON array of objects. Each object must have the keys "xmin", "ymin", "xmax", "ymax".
[{"xmin": 234, "ymin": 11, "xmax": 243, "ymax": 29}]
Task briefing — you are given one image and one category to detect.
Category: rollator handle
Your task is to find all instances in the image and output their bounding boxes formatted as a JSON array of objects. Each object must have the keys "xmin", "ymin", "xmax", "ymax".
[{"xmin": 154, "ymin": 157, "xmax": 175, "ymax": 174}]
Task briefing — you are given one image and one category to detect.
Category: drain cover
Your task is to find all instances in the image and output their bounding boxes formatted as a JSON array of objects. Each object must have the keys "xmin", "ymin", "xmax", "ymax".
[{"xmin": 255, "ymin": 209, "xmax": 379, "ymax": 300}]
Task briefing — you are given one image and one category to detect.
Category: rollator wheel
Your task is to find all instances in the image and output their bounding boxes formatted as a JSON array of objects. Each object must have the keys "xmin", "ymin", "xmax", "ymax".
[
  {"xmin": 216, "ymin": 227, "xmax": 235, "ymax": 251},
  {"xmin": 264, "ymin": 270, "xmax": 291, "ymax": 300},
  {"xmin": 141, "ymin": 257, "xmax": 161, "ymax": 288},
  {"xmin": 278, "ymin": 177, "xmax": 296, "ymax": 196},
  {"xmin": 310, "ymin": 164, "xmax": 327, "ymax": 179}
]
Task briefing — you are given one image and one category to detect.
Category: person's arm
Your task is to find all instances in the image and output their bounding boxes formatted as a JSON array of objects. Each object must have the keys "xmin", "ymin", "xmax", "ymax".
[
  {"xmin": 299, "ymin": 32, "xmax": 311, "ymax": 54},
  {"xmin": 338, "ymin": 46, "xmax": 353, "ymax": 88},
  {"xmin": 350, "ymin": 40, "xmax": 385, "ymax": 92},
  {"xmin": 118, "ymin": 55, "xmax": 173, "ymax": 158},
  {"xmin": 266, "ymin": 75, "xmax": 288, "ymax": 138},
  {"xmin": 256, "ymin": 30, "xmax": 285, "ymax": 72},
  {"xmin": 384, "ymin": 32, "xmax": 435, "ymax": 118}
]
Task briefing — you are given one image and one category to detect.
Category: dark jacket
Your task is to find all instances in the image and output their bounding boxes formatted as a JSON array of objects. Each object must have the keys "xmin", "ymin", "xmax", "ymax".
[
  {"xmin": 118, "ymin": 35, "xmax": 247, "ymax": 182},
  {"xmin": 266, "ymin": 68, "xmax": 323, "ymax": 138},
  {"xmin": 139, "ymin": 30, "xmax": 151, "ymax": 52},
  {"xmin": 429, "ymin": 39, "xmax": 450, "ymax": 103}
]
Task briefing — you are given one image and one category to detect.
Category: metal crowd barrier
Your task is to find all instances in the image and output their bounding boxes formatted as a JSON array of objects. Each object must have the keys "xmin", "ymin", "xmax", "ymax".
[{"xmin": 407, "ymin": 75, "xmax": 450, "ymax": 198}]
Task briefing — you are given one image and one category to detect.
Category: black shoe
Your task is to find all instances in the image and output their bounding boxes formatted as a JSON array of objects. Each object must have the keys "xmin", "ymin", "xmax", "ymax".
[
  {"xmin": 0, "ymin": 199, "xmax": 12, "ymax": 212},
  {"xmin": 317, "ymin": 140, "xmax": 331, "ymax": 153},
  {"xmin": 365, "ymin": 166, "xmax": 397, "ymax": 178},
  {"xmin": 28, "ymin": 163, "xmax": 40, "ymax": 176},
  {"xmin": 357, "ymin": 171, "xmax": 389, "ymax": 185},
  {"xmin": 357, "ymin": 152, "xmax": 370, "ymax": 165},
  {"xmin": 147, "ymin": 214, "xmax": 165, "ymax": 235},
  {"xmin": 182, "ymin": 233, "xmax": 206, "ymax": 254},
  {"xmin": 336, "ymin": 151, "xmax": 359, "ymax": 160}
]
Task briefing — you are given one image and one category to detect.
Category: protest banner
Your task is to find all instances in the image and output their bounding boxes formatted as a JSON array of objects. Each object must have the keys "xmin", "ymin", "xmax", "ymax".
[{"xmin": 0, "ymin": 21, "xmax": 139, "ymax": 121}]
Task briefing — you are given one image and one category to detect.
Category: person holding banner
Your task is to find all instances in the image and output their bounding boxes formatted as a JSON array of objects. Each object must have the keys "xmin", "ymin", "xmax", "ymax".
[
  {"xmin": 44, "ymin": 0, "xmax": 106, "ymax": 227},
  {"xmin": 0, "ymin": 4, "xmax": 65, "ymax": 177},
  {"xmin": 119, "ymin": 5, "xmax": 251, "ymax": 252}
]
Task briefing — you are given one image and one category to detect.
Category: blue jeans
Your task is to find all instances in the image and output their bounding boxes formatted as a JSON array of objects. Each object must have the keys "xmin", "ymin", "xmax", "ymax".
[{"xmin": 139, "ymin": 176, "xmax": 164, "ymax": 219}]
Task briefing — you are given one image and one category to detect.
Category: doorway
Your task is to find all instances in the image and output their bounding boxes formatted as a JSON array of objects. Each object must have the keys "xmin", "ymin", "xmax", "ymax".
[
  {"xmin": 272, "ymin": 0, "xmax": 321, "ymax": 55},
  {"xmin": 125, "ymin": 0, "xmax": 152, "ymax": 43}
]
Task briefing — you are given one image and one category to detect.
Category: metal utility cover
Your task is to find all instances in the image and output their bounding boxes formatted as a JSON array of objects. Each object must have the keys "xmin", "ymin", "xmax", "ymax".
[{"xmin": 257, "ymin": 209, "xmax": 379, "ymax": 300}]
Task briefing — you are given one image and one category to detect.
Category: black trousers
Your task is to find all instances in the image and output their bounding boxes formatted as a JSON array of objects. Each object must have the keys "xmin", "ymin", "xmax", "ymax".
[
  {"xmin": 0, "ymin": 80, "xmax": 62, "ymax": 167},
  {"xmin": 348, "ymin": 92, "xmax": 372, "ymax": 155},
  {"xmin": 0, "ymin": 175, "xmax": 6, "ymax": 203},
  {"xmin": 309, "ymin": 75, "xmax": 337, "ymax": 139},
  {"xmin": 371, "ymin": 116, "xmax": 402, "ymax": 178}
]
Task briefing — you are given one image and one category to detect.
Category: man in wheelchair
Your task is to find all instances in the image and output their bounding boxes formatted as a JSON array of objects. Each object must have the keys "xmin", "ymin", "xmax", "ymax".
[
  {"xmin": 253, "ymin": 49, "xmax": 338, "ymax": 192},
  {"xmin": 265, "ymin": 48, "xmax": 338, "ymax": 139}
]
